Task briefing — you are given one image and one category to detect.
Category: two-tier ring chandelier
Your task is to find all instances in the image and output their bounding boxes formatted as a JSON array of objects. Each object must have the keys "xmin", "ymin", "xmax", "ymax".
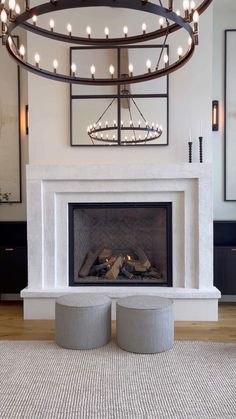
[{"xmin": 0, "ymin": 0, "xmax": 212, "ymax": 86}]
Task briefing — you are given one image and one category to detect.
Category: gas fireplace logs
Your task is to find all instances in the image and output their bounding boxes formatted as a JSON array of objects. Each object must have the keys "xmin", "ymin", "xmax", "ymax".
[{"xmin": 78, "ymin": 247, "xmax": 162, "ymax": 281}]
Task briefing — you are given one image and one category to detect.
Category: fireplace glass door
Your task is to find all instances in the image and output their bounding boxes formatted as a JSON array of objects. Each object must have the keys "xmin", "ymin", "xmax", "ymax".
[{"xmin": 69, "ymin": 203, "xmax": 172, "ymax": 286}]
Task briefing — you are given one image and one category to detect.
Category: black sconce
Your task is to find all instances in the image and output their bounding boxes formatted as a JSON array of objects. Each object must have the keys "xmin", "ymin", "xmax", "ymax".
[
  {"xmin": 212, "ymin": 100, "xmax": 219, "ymax": 131},
  {"xmin": 25, "ymin": 105, "xmax": 29, "ymax": 135}
]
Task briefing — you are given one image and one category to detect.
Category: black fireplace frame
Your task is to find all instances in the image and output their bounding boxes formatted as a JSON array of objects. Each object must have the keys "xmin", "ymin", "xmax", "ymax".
[{"xmin": 69, "ymin": 202, "xmax": 172, "ymax": 287}]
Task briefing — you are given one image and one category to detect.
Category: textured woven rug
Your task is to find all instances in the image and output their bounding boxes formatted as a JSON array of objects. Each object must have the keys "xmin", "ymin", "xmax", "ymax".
[{"xmin": 0, "ymin": 340, "xmax": 235, "ymax": 419}]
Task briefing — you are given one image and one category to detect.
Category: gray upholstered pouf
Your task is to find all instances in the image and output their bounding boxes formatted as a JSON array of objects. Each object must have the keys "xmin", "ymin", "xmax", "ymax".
[
  {"xmin": 55, "ymin": 294, "xmax": 111, "ymax": 350},
  {"xmin": 116, "ymin": 295, "xmax": 174, "ymax": 354}
]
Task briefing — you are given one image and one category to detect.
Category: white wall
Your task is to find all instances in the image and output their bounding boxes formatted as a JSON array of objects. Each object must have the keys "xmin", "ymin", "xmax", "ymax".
[
  {"xmin": 27, "ymin": 4, "xmax": 213, "ymax": 166},
  {"xmin": 213, "ymin": 0, "xmax": 236, "ymax": 220},
  {"xmin": 0, "ymin": 26, "xmax": 28, "ymax": 221}
]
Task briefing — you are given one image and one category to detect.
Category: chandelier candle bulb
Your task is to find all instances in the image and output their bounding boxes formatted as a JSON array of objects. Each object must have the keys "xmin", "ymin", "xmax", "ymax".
[
  {"xmin": 159, "ymin": 17, "xmax": 164, "ymax": 29},
  {"xmin": 121, "ymin": 120, "xmax": 124, "ymax": 127},
  {"xmin": 146, "ymin": 59, "xmax": 151, "ymax": 73},
  {"xmin": 178, "ymin": 47, "xmax": 183, "ymax": 58},
  {"xmin": 142, "ymin": 22, "xmax": 146, "ymax": 34},
  {"xmin": 9, "ymin": 0, "xmax": 15, "ymax": 20},
  {"xmin": 1, "ymin": 8, "xmax": 7, "ymax": 33},
  {"xmin": 104, "ymin": 27, "xmax": 109, "ymax": 38},
  {"xmin": 67, "ymin": 23, "xmax": 72, "ymax": 36},
  {"xmin": 176, "ymin": 9, "xmax": 181, "ymax": 16},
  {"xmin": 86, "ymin": 26, "xmax": 91, "ymax": 38},
  {"xmin": 15, "ymin": 3, "xmax": 20, "ymax": 14},
  {"xmin": 34, "ymin": 53, "xmax": 40, "ymax": 68},
  {"xmin": 138, "ymin": 120, "xmax": 141, "ymax": 127},
  {"xmin": 128, "ymin": 63, "xmax": 133, "ymax": 76},
  {"xmin": 183, "ymin": 0, "xmax": 190, "ymax": 19},
  {"xmin": 123, "ymin": 25, "xmax": 128, "ymax": 37},
  {"xmin": 49, "ymin": 19, "xmax": 54, "ymax": 31},
  {"xmin": 109, "ymin": 64, "xmax": 115, "ymax": 78},
  {"xmin": 163, "ymin": 53, "xmax": 169, "ymax": 67},
  {"xmin": 113, "ymin": 120, "xmax": 116, "ymax": 127},
  {"xmin": 105, "ymin": 121, "xmax": 108, "ymax": 127},
  {"xmin": 32, "ymin": 15, "xmax": 37, "ymax": 25},
  {"xmin": 90, "ymin": 64, "xmax": 95, "ymax": 79},
  {"xmin": 53, "ymin": 59, "xmax": 58, "ymax": 73},
  {"xmin": 193, "ymin": 10, "xmax": 199, "ymax": 32},
  {"xmin": 71, "ymin": 63, "xmax": 76, "ymax": 77},
  {"xmin": 19, "ymin": 44, "xmax": 25, "ymax": 59},
  {"xmin": 190, "ymin": 1, "xmax": 196, "ymax": 13}
]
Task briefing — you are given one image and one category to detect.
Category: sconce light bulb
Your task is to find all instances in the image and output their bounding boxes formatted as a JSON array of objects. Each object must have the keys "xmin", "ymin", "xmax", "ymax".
[
  {"xmin": 1, "ymin": 9, "xmax": 7, "ymax": 23},
  {"xmin": 67, "ymin": 23, "xmax": 72, "ymax": 35},
  {"xmin": 142, "ymin": 22, "xmax": 146, "ymax": 34}
]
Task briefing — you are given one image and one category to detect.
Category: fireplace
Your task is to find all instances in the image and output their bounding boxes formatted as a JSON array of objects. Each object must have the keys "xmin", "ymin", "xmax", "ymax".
[
  {"xmin": 22, "ymin": 163, "xmax": 220, "ymax": 321},
  {"xmin": 69, "ymin": 203, "xmax": 172, "ymax": 287}
]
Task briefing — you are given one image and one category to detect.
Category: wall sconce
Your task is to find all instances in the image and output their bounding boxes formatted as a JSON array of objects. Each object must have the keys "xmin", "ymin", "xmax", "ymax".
[
  {"xmin": 25, "ymin": 105, "xmax": 29, "ymax": 135},
  {"xmin": 212, "ymin": 100, "xmax": 219, "ymax": 131}
]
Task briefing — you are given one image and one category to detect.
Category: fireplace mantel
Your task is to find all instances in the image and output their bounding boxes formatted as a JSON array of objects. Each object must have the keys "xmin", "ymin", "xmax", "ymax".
[{"xmin": 22, "ymin": 163, "xmax": 220, "ymax": 320}]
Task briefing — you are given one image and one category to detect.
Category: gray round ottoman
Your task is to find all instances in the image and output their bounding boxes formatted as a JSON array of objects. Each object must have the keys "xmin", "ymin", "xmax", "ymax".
[
  {"xmin": 55, "ymin": 294, "xmax": 111, "ymax": 350},
  {"xmin": 116, "ymin": 295, "xmax": 174, "ymax": 354}
]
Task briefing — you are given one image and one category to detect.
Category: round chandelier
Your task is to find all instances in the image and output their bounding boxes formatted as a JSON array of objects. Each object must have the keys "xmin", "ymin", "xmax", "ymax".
[
  {"xmin": 87, "ymin": 96, "xmax": 163, "ymax": 145},
  {"xmin": 0, "ymin": 0, "xmax": 213, "ymax": 86}
]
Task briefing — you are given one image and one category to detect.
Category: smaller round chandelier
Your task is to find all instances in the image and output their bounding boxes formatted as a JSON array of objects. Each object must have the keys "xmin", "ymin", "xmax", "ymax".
[
  {"xmin": 87, "ymin": 97, "xmax": 163, "ymax": 145},
  {"xmin": 0, "ymin": 0, "xmax": 213, "ymax": 86}
]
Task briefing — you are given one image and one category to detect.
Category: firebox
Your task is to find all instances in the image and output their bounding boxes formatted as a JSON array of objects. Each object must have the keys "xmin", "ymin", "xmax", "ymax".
[{"xmin": 69, "ymin": 203, "xmax": 172, "ymax": 287}]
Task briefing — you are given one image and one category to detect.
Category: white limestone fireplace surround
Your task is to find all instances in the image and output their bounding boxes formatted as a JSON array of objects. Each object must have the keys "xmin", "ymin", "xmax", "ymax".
[{"xmin": 21, "ymin": 163, "xmax": 220, "ymax": 320}]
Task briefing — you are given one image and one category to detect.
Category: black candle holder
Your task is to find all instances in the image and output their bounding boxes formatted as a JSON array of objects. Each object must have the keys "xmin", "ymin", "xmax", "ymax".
[
  {"xmin": 199, "ymin": 136, "xmax": 203, "ymax": 163},
  {"xmin": 188, "ymin": 141, "xmax": 193, "ymax": 163}
]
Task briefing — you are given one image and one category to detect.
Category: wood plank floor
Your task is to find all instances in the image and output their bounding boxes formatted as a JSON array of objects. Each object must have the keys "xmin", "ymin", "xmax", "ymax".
[{"xmin": 0, "ymin": 301, "xmax": 236, "ymax": 342}]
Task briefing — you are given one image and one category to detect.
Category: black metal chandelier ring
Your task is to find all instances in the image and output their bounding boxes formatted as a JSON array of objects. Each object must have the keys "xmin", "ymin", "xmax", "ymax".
[
  {"xmin": 88, "ymin": 125, "xmax": 163, "ymax": 145},
  {"xmin": 15, "ymin": 0, "xmax": 211, "ymax": 46},
  {"xmin": 2, "ymin": 0, "xmax": 212, "ymax": 85}
]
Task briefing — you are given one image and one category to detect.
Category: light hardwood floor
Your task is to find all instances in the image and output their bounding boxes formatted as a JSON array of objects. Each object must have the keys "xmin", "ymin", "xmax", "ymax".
[{"xmin": 0, "ymin": 301, "xmax": 236, "ymax": 342}]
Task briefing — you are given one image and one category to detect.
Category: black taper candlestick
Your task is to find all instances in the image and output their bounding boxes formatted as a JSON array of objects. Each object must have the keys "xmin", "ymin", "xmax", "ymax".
[
  {"xmin": 199, "ymin": 136, "xmax": 203, "ymax": 163},
  {"xmin": 188, "ymin": 141, "xmax": 192, "ymax": 163}
]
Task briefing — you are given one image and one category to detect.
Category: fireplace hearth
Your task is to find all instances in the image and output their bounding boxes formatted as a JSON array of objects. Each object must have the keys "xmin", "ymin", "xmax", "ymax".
[{"xmin": 69, "ymin": 203, "xmax": 172, "ymax": 287}]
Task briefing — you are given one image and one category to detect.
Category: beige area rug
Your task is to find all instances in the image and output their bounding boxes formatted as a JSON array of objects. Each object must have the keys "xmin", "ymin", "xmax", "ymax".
[{"xmin": 0, "ymin": 340, "xmax": 236, "ymax": 419}]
